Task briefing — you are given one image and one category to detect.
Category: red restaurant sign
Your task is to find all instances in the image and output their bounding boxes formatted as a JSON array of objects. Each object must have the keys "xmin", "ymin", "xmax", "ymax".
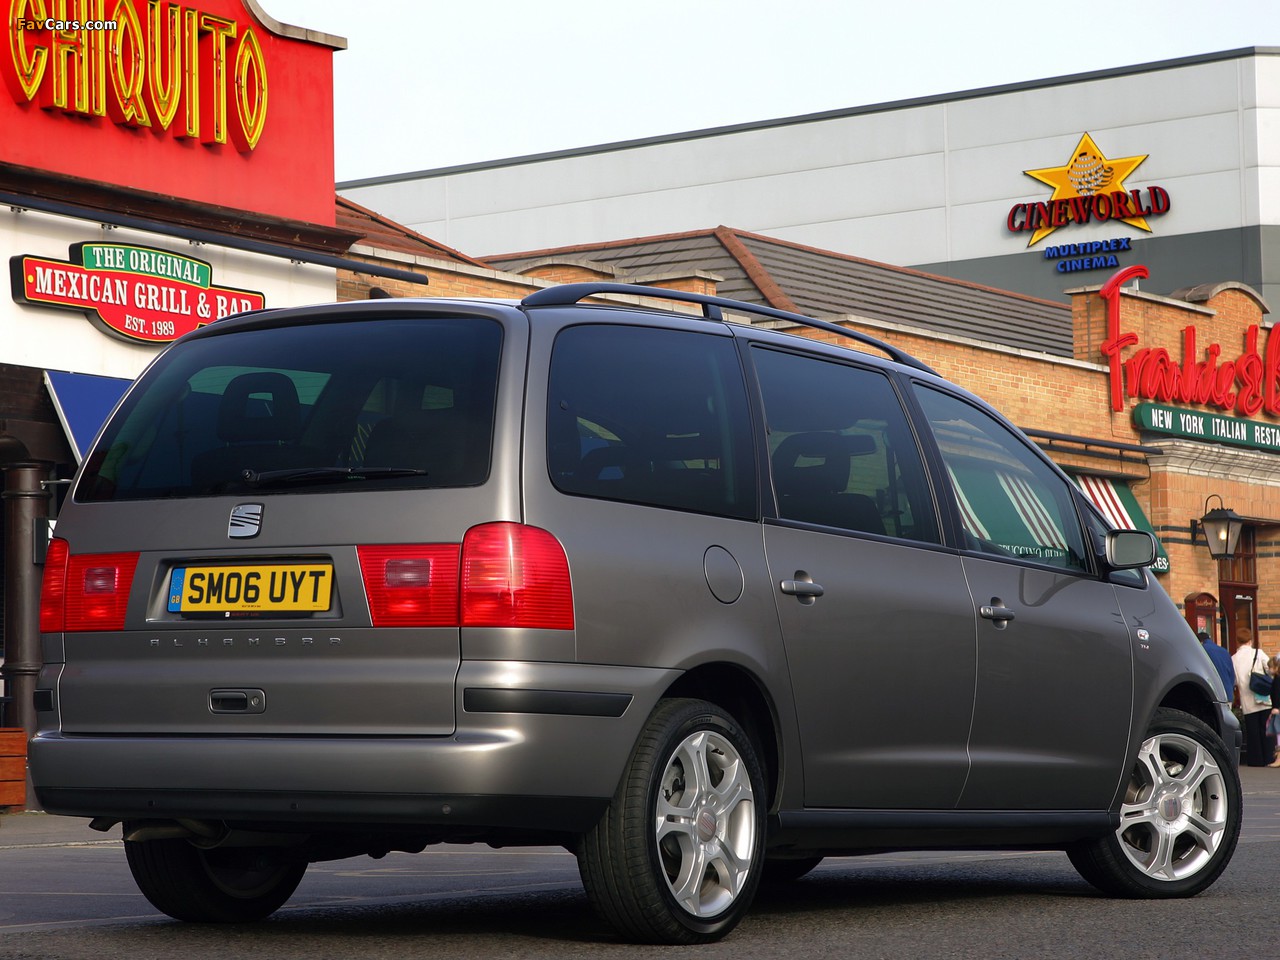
[
  {"xmin": 1100, "ymin": 265, "xmax": 1280, "ymax": 418},
  {"xmin": 1, "ymin": 0, "xmax": 342, "ymax": 225},
  {"xmin": 10, "ymin": 241, "xmax": 264, "ymax": 342}
]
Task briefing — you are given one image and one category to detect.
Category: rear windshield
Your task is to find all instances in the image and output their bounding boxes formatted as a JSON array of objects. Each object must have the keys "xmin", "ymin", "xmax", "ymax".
[{"xmin": 76, "ymin": 317, "xmax": 502, "ymax": 502}]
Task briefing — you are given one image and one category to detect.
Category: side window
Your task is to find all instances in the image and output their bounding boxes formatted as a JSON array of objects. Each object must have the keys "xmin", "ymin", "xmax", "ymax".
[
  {"xmin": 547, "ymin": 324, "xmax": 756, "ymax": 519},
  {"xmin": 751, "ymin": 346, "xmax": 940, "ymax": 543},
  {"xmin": 914, "ymin": 385, "xmax": 1089, "ymax": 572}
]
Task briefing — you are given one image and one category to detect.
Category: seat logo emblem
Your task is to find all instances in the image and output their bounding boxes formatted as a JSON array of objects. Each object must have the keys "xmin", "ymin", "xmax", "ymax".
[{"xmin": 228, "ymin": 503, "xmax": 264, "ymax": 539}]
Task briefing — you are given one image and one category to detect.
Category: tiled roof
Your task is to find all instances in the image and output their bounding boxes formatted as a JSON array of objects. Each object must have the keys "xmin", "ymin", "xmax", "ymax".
[
  {"xmin": 487, "ymin": 227, "xmax": 1072, "ymax": 356},
  {"xmin": 336, "ymin": 195, "xmax": 492, "ymax": 268}
]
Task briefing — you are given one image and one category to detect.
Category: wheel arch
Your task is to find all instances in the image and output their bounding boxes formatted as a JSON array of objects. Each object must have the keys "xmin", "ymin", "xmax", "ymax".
[
  {"xmin": 1157, "ymin": 680, "xmax": 1221, "ymax": 736},
  {"xmin": 663, "ymin": 663, "xmax": 782, "ymax": 811}
]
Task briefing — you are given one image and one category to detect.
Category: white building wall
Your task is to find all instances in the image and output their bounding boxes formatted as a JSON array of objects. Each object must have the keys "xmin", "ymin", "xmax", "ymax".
[
  {"xmin": 1253, "ymin": 55, "xmax": 1280, "ymax": 224},
  {"xmin": 342, "ymin": 52, "xmax": 1277, "ymax": 267},
  {"xmin": 1, "ymin": 207, "xmax": 336, "ymax": 379}
]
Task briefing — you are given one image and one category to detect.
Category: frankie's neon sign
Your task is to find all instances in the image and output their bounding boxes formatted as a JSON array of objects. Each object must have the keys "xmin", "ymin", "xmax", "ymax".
[{"xmin": 1100, "ymin": 265, "xmax": 1280, "ymax": 418}]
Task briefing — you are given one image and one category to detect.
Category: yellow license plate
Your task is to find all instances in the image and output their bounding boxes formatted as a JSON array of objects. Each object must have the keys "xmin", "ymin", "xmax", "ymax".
[{"xmin": 168, "ymin": 564, "xmax": 333, "ymax": 613}]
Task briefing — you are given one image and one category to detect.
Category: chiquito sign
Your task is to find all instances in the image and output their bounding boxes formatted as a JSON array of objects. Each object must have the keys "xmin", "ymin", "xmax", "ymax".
[
  {"xmin": 1101, "ymin": 265, "xmax": 1280, "ymax": 451},
  {"xmin": 1, "ymin": 0, "xmax": 340, "ymax": 225},
  {"xmin": 11, "ymin": 242, "xmax": 264, "ymax": 343},
  {"xmin": 5, "ymin": 0, "xmax": 269, "ymax": 149}
]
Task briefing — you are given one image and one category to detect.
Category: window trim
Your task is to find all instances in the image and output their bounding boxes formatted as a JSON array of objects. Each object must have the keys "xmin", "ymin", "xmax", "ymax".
[
  {"xmin": 743, "ymin": 343, "xmax": 944, "ymax": 546},
  {"xmin": 544, "ymin": 321, "xmax": 759, "ymax": 520}
]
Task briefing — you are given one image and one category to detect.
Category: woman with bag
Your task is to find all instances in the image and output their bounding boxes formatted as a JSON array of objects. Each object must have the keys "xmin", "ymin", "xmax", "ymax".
[{"xmin": 1232, "ymin": 623, "xmax": 1273, "ymax": 766}]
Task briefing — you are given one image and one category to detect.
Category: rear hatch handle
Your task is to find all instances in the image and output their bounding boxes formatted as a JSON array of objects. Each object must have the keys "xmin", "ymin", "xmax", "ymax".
[{"xmin": 209, "ymin": 688, "xmax": 267, "ymax": 714}]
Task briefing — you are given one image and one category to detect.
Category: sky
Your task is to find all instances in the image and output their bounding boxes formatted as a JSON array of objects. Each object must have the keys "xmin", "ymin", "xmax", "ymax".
[{"xmin": 261, "ymin": 0, "xmax": 1280, "ymax": 185}]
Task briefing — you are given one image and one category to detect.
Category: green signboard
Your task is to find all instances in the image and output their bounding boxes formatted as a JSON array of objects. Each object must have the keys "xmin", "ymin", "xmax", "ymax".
[{"xmin": 1134, "ymin": 403, "xmax": 1280, "ymax": 454}]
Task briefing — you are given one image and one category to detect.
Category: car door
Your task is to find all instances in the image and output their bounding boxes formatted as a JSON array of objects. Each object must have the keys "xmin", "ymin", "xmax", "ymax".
[
  {"xmin": 911, "ymin": 384, "xmax": 1133, "ymax": 810},
  {"xmin": 751, "ymin": 345, "xmax": 977, "ymax": 809}
]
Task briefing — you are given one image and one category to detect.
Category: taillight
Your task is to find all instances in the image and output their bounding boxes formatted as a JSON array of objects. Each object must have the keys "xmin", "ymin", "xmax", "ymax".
[
  {"xmin": 357, "ymin": 525, "xmax": 574, "ymax": 630},
  {"xmin": 40, "ymin": 538, "xmax": 138, "ymax": 632},
  {"xmin": 358, "ymin": 544, "xmax": 460, "ymax": 627},
  {"xmin": 461, "ymin": 522, "xmax": 574, "ymax": 629},
  {"xmin": 39, "ymin": 537, "xmax": 69, "ymax": 633}
]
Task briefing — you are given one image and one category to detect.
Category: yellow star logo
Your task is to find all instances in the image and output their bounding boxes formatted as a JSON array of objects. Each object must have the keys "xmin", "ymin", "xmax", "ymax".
[{"xmin": 1022, "ymin": 133, "xmax": 1149, "ymax": 246}]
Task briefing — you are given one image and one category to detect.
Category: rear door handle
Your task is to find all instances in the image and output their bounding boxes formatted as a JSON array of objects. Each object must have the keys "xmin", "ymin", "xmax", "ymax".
[{"xmin": 780, "ymin": 572, "xmax": 824, "ymax": 605}]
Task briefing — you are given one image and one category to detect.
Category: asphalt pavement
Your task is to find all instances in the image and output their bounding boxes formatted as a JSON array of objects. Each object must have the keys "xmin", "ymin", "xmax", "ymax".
[{"xmin": 5, "ymin": 767, "xmax": 1280, "ymax": 960}]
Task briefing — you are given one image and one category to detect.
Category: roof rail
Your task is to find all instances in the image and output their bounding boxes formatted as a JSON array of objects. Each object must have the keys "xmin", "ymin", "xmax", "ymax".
[{"xmin": 520, "ymin": 282, "xmax": 936, "ymax": 374}]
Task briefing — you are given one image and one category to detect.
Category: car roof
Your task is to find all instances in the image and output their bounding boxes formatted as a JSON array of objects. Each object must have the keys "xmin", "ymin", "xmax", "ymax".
[{"xmin": 193, "ymin": 284, "xmax": 938, "ymax": 380}]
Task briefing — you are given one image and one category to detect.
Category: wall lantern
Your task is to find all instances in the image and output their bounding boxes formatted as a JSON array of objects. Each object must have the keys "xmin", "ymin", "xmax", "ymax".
[{"xmin": 1191, "ymin": 495, "xmax": 1244, "ymax": 561}]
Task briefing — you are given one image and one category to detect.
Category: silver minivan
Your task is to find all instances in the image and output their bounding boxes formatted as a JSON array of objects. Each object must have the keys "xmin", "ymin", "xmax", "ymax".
[{"xmin": 30, "ymin": 283, "xmax": 1241, "ymax": 943}]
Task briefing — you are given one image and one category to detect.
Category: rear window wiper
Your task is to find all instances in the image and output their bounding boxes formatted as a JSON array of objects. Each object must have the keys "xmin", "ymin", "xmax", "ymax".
[{"xmin": 239, "ymin": 466, "xmax": 429, "ymax": 488}]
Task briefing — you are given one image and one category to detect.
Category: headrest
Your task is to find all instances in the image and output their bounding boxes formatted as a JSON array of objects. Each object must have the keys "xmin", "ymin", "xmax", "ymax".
[
  {"xmin": 217, "ymin": 372, "xmax": 302, "ymax": 443},
  {"xmin": 772, "ymin": 431, "xmax": 859, "ymax": 496}
]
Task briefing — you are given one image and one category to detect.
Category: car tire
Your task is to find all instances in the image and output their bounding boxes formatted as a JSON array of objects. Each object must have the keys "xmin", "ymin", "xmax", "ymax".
[
  {"xmin": 1067, "ymin": 707, "xmax": 1241, "ymax": 898},
  {"xmin": 125, "ymin": 837, "xmax": 307, "ymax": 922},
  {"xmin": 577, "ymin": 698, "xmax": 766, "ymax": 944}
]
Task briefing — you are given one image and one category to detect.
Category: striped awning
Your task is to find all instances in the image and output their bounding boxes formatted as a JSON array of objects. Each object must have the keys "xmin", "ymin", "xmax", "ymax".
[{"xmin": 1073, "ymin": 474, "xmax": 1170, "ymax": 574}]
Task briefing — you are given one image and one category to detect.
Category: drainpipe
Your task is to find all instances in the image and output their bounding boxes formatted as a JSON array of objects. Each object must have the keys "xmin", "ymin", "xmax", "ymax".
[
  {"xmin": 2, "ymin": 461, "xmax": 51, "ymax": 746},
  {"xmin": 0, "ymin": 435, "xmax": 32, "ymax": 729}
]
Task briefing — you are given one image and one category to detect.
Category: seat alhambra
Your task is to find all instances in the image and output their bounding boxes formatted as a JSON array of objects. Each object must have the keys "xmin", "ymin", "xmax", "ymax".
[{"xmin": 30, "ymin": 283, "xmax": 1240, "ymax": 943}]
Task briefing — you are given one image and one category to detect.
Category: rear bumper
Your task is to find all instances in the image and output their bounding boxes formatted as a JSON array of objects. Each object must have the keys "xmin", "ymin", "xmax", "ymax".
[
  {"xmin": 31, "ymin": 661, "xmax": 679, "ymax": 834},
  {"xmin": 33, "ymin": 768, "xmax": 610, "ymax": 834}
]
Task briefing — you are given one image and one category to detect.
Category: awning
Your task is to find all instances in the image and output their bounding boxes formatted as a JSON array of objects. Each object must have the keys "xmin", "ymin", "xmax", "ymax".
[
  {"xmin": 1073, "ymin": 474, "xmax": 1170, "ymax": 574},
  {"xmin": 43, "ymin": 370, "xmax": 131, "ymax": 463},
  {"xmin": 947, "ymin": 463, "xmax": 1074, "ymax": 563}
]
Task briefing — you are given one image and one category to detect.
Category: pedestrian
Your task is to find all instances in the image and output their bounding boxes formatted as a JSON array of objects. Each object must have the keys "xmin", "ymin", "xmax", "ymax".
[
  {"xmin": 1233, "ymin": 624, "xmax": 1274, "ymax": 766},
  {"xmin": 1200, "ymin": 630, "xmax": 1234, "ymax": 702},
  {"xmin": 1267, "ymin": 656, "xmax": 1280, "ymax": 768}
]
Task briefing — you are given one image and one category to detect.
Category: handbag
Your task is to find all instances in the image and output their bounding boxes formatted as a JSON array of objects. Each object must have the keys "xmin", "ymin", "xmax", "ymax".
[{"xmin": 1249, "ymin": 649, "xmax": 1274, "ymax": 697}]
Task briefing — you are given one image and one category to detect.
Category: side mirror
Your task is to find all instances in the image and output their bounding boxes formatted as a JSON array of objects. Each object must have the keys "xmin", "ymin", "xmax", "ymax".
[{"xmin": 1106, "ymin": 529, "xmax": 1157, "ymax": 569}]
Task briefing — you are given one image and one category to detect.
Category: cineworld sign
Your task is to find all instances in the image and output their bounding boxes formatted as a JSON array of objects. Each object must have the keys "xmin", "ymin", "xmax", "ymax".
[
  {"xmin": 1007, "ymin": 133, "xmax": 1170, "ymax": 247},
  {"xmin": 1007, "ymin": 188, "xmax": 1171, "ymax": 238},
  {"xmin": 10, "ymin": 242, "xmax": 264, "ymax": 343}
]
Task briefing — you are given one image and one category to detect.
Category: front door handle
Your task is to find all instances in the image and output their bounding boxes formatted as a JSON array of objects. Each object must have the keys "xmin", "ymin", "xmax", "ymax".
[
  {"xmin": 780, "ymin": 572, "xmax": 824, "ymax": 605},
  {"xmin": 979, "ymin": 601, "xmax": 1016, "ymax": 626}
]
